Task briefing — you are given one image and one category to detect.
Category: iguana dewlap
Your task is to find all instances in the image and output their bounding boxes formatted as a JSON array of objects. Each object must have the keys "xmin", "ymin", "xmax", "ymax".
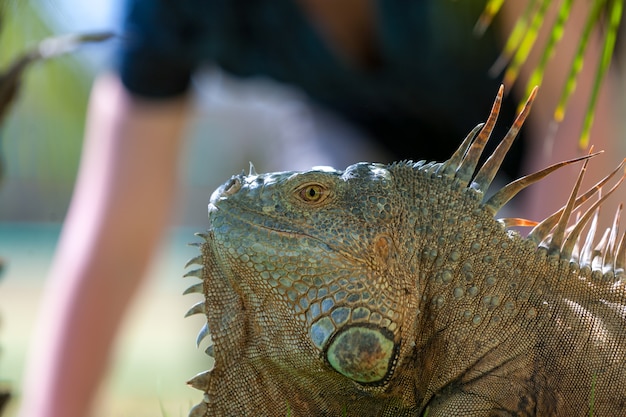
[{"xmin": 184, "ymin": 87, "xmax": 626, "ymax": 416}]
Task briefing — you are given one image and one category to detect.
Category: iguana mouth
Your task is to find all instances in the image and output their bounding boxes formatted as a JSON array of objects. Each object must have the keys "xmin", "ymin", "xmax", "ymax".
[{"xmin": 210, "ymin": 202, "xmax": 335, "ymax": 252}]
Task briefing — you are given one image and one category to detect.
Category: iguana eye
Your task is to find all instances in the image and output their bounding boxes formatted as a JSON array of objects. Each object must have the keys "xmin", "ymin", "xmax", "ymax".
[{"xmin": 297, "ymin": 183, "xmax": 328, "ymax": 204}]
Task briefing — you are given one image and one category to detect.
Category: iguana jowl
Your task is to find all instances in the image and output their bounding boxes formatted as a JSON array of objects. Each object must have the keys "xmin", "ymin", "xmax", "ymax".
[{"xmin": 184, "ymin": 86, "xmax": 626, "ymax": 416}]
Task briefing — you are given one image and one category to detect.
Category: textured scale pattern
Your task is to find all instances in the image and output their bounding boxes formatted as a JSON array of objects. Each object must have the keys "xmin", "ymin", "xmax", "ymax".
[{"xmin": 184, "ymin": 86, "xmax": 626, "ymax": 416}]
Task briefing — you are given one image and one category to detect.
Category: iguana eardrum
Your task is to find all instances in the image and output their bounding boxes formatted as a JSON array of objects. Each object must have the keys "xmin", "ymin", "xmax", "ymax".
[{"xmin": 184, "ymin": 86, "xmax": 626, "ymax": 416}]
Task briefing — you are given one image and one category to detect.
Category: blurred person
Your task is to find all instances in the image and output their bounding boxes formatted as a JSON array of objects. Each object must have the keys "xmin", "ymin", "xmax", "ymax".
[{"xmin": 17, "ymin": 1, "xmax": 622, "ymax": 417}]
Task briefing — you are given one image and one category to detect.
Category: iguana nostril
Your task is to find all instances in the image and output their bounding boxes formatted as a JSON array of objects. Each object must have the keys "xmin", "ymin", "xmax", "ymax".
[{"xmin": 222, "ymin": 176, "xmax": 242, "ymax": 196}]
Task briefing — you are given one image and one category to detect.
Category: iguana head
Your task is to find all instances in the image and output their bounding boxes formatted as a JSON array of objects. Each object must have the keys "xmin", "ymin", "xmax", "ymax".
[
  {"xmin": 186, "ymin": 162, "xmax": 420, "ymax": 415},
  {"xmin": 184, "ymin": 86, "xmax": 625, "ymax": 416},
  {"xmin": 209, "ymin": 161, "xmax": 406, "ymax": 381}
]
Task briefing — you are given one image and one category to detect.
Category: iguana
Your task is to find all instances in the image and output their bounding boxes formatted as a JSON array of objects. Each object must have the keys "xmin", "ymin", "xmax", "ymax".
[{"xmin": 183, "ymin": 86, "xmax": 626, "ymax": 416}]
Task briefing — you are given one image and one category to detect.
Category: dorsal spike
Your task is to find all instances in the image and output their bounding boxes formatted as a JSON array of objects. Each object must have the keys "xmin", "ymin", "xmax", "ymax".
[
  {"xmin": 484, "ymin": 152, "xmax": 602, "ymax": 215},
  {"xmin": 528, "ymin": 158, "xmax": 626, "ymax": 245},
  {"xmin": 196, "ymin": 322, "xmax": 210, "ymax": 348},
  {"xmin": 616, "ymin": 230, "xmax": 625, "ymax": 275},
  {"xmin": 603, "ymin": 204, "xmax": 623, "ymax": 270},
  {"xmin": 455, "ymin": 85, "xmax": 504, "ymax": 185},
  {"xmin": 567, "ymin": 216, "xmax": 582, "ymax": 262},
  {"xmin": 184, "ymin": 255, "xmax": 203, "ymax": 269},
  {"xmin": 187, "ymin": 401, "xmax": 209, "ymax": 417},
  {"xmin": 527, "ymin": 214, "xmax": 561, "ymax": 246},
  {"xmin": 185, "ymin": 301, "xmax": 207, "ymax": 318},
  {"xmin": 205, "ymin": 344, "xmax": 215, "ymax": 357},
  {"xmin": 184, "ymin": 268, "xmax": 204, "ymax": 279},
  {"xmin": 547, "ymin": 148, "xmax": 594, "ymax": 255},
  {"xmin": 473, "ymin": 86, "xmax": 538, "ymax": 194},
  {"xmin": 592, "ymin": 229, "xmax": 611, "ymax": 271},
  {"xmin": 249, "ymin": 161, "xmax": 258, "ymax": 176},
  {"xmin": 189, "ymin": 402, "xmax": 209, "ymax": 417},
  {"xmin": 183, "ymin": 282, "xmax": 204, "ymax": 295},
  {"xmin": 499, "ymin": 217, "xmax": 539, "ymax": 228},
  {"xmin": 187, "ymin": 370, "xmax": 212, "ymax": 391},
  {"xmin": 194, "ymin": 232, "xmax": 210, "ymax": 240},
  {"xmin": 439, "ymin": 123, "xmax": 484, "ymax": 178},
  {"xmin": 580, "ymin": 208, "xmax": 600, "ymax": 268},
  {"xmin": 562, "ymin": 170, "xmax": 626, "ymax": 261}
]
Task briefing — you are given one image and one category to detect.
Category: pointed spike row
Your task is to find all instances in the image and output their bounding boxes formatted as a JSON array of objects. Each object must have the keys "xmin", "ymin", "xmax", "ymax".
[
  {"xmin": 420, "ymin": 161, "xmax": 438, "ymax": 172},
  {"xmin": 183, "ymin": 282, "xmax": 204, "ymax": 295},
  {"xmin": 527, "ymin": 157, "xmax": 625, "ymax": 245},
  {"xmin": 455, "ymin": 85, "xmax": 504, "ymax": 185},
  {"xmin": 538, "ymin": 222, "xmax": 581, "ymax": 252},
  {"xmin": 184, "ymin": 268, "xmax": 204, "ymax": 279},
  {"xmin": 439, "ymin": 123, "xmax": 484, "ymax": 178},
  {"xmin": 196, "ymin": 323, "xmax": 210, "ymax": 348},
  {"xmin": 409, "ymin": 160, "xmax": 426, "ymax": 170},
  {"xmin": 484, "ymin": 152, "xmax": 603, "ymax": 215},
  {"xmin": 548, "ymin": 147, "xmax": 594, "ymax": 255},
  {"xmin": 187, "ymin": 369, "xmax": 212, "ymax": 391},
  {"xmin": 185, "ymin": 301, "xmax": 207, "ymax": 318},
  {"xmin": 473, "ymin": 86, "xmax": 538, "ymax": 194},
  {"xmin": 426, "ymin": 162, "xmax": 444, "ymax": 176},
  {"xmin": 561, "ymin": 170, "xmax": 626, "ymax": 262}
]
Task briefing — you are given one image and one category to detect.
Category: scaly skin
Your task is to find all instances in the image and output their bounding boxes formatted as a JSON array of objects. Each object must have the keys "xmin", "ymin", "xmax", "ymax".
[{"xmin": 184, "ymin": 89, "xmax": 626, "ymax": 416}]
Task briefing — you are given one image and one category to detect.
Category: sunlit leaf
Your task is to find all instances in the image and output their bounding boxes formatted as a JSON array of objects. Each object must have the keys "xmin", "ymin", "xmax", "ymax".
[
  {"xmin": 489, "ymin": 0, "xmax": 538, "ymax": 76},
  {"xmin": 475, "ymin": 0, "xmax": 507, "ymax": 35},
  {"xmin": 503, "ymin": 0, "xmax": 551, "ymax": 87},
  {"xmin": 554, "ymin": 0, "xmax": 606, "ymax": 123},
  {"xmin": 480, "ymin": 0, "xmax": 623, "ymax": 150},
  {"xmin": 580, "ymin": 0, "xmax": 622, "ymax": 149},
  {"xmin": 523, "ymin": 0, "xmax": 574, "ymax": 108}
]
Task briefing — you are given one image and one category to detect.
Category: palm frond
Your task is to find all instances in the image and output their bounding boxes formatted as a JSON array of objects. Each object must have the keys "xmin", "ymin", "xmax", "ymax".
[{"xmin": 480, "ymin": 0, "xmax": 623, "ymax": 149}]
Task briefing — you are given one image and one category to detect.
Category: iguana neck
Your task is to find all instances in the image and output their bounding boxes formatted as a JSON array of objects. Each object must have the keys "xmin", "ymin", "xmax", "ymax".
[{"xmin": 395, "ymin": 176, "xmax": 567, "ymax": 402}]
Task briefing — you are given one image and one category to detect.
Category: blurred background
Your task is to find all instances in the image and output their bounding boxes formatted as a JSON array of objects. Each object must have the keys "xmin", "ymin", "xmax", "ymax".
[
  {"xmin": 0, "ymin": 2, "xmax": 208, "ymax": 416},
  {"xmin": 0, "ymin": 0, "xmax": 625, "ymax": 416},
  {"xmin": 0, "ymin": 0, "xmax": 391, "ymax": 415}
]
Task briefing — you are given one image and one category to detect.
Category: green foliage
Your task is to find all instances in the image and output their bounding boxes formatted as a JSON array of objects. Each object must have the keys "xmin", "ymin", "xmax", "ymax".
[
  {"xmin": 0, "ymin": 1, "xmax": 112, "ymax": 221},
  {"xmin": 478, "ymin": 0, "xmax": 623, "ymax": 149},
  {"xmin": 0, "ymin": 1, "xmax": 90, "ymax": 184}
]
